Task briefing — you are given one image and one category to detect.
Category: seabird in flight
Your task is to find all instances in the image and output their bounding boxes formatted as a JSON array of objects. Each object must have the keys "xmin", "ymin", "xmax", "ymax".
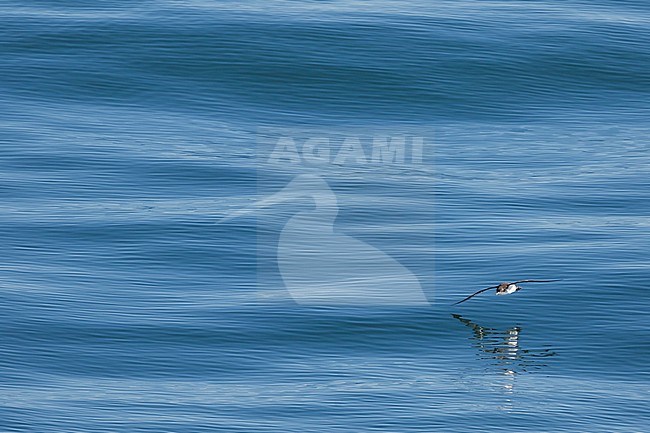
[{"xmin": 453, "ymin": 280, "xmax": 560, "ymax": 305}]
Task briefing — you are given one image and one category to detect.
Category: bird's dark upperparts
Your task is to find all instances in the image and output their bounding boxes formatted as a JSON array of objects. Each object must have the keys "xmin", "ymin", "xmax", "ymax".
[{"xmin": 453, "ymin": 279, "xmax": 561, "ymax": 305}]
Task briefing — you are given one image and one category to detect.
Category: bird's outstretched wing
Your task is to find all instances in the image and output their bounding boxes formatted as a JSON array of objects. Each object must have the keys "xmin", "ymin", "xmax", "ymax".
[
  {"xmin": 453, "ymin": 286, "xmax": 498, "ymax": 305},
  {"xmin": 514, "ymin": 279, "xmax": 561, "ymax": 284}
]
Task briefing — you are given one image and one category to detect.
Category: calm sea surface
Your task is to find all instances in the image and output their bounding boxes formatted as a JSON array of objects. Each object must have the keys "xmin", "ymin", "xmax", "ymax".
[{"xmin": 1, "ymin": 1, "xmax": 649, "ymax": 432}]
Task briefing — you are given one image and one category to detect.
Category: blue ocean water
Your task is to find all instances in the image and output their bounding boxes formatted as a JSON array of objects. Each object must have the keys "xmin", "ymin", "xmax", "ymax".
[{"xmin": 1, "ymin": 1, "xmax": 649, "ymax": 431}]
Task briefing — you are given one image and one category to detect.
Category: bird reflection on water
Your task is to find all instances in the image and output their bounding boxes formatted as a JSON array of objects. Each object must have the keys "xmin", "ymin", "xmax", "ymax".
[
  {"xmin": 453, "ymin": 314, "xmax": 557, "ymax": 410},
  {"xmin": 452, "ymin": 314, "xmax": 556, "ymax": 375}
]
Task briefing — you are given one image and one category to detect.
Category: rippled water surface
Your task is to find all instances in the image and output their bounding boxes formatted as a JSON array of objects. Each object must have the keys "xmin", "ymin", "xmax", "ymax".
[{"xmin": 1, "ymin": 1, "xmax": 649, "ymax": 431}]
